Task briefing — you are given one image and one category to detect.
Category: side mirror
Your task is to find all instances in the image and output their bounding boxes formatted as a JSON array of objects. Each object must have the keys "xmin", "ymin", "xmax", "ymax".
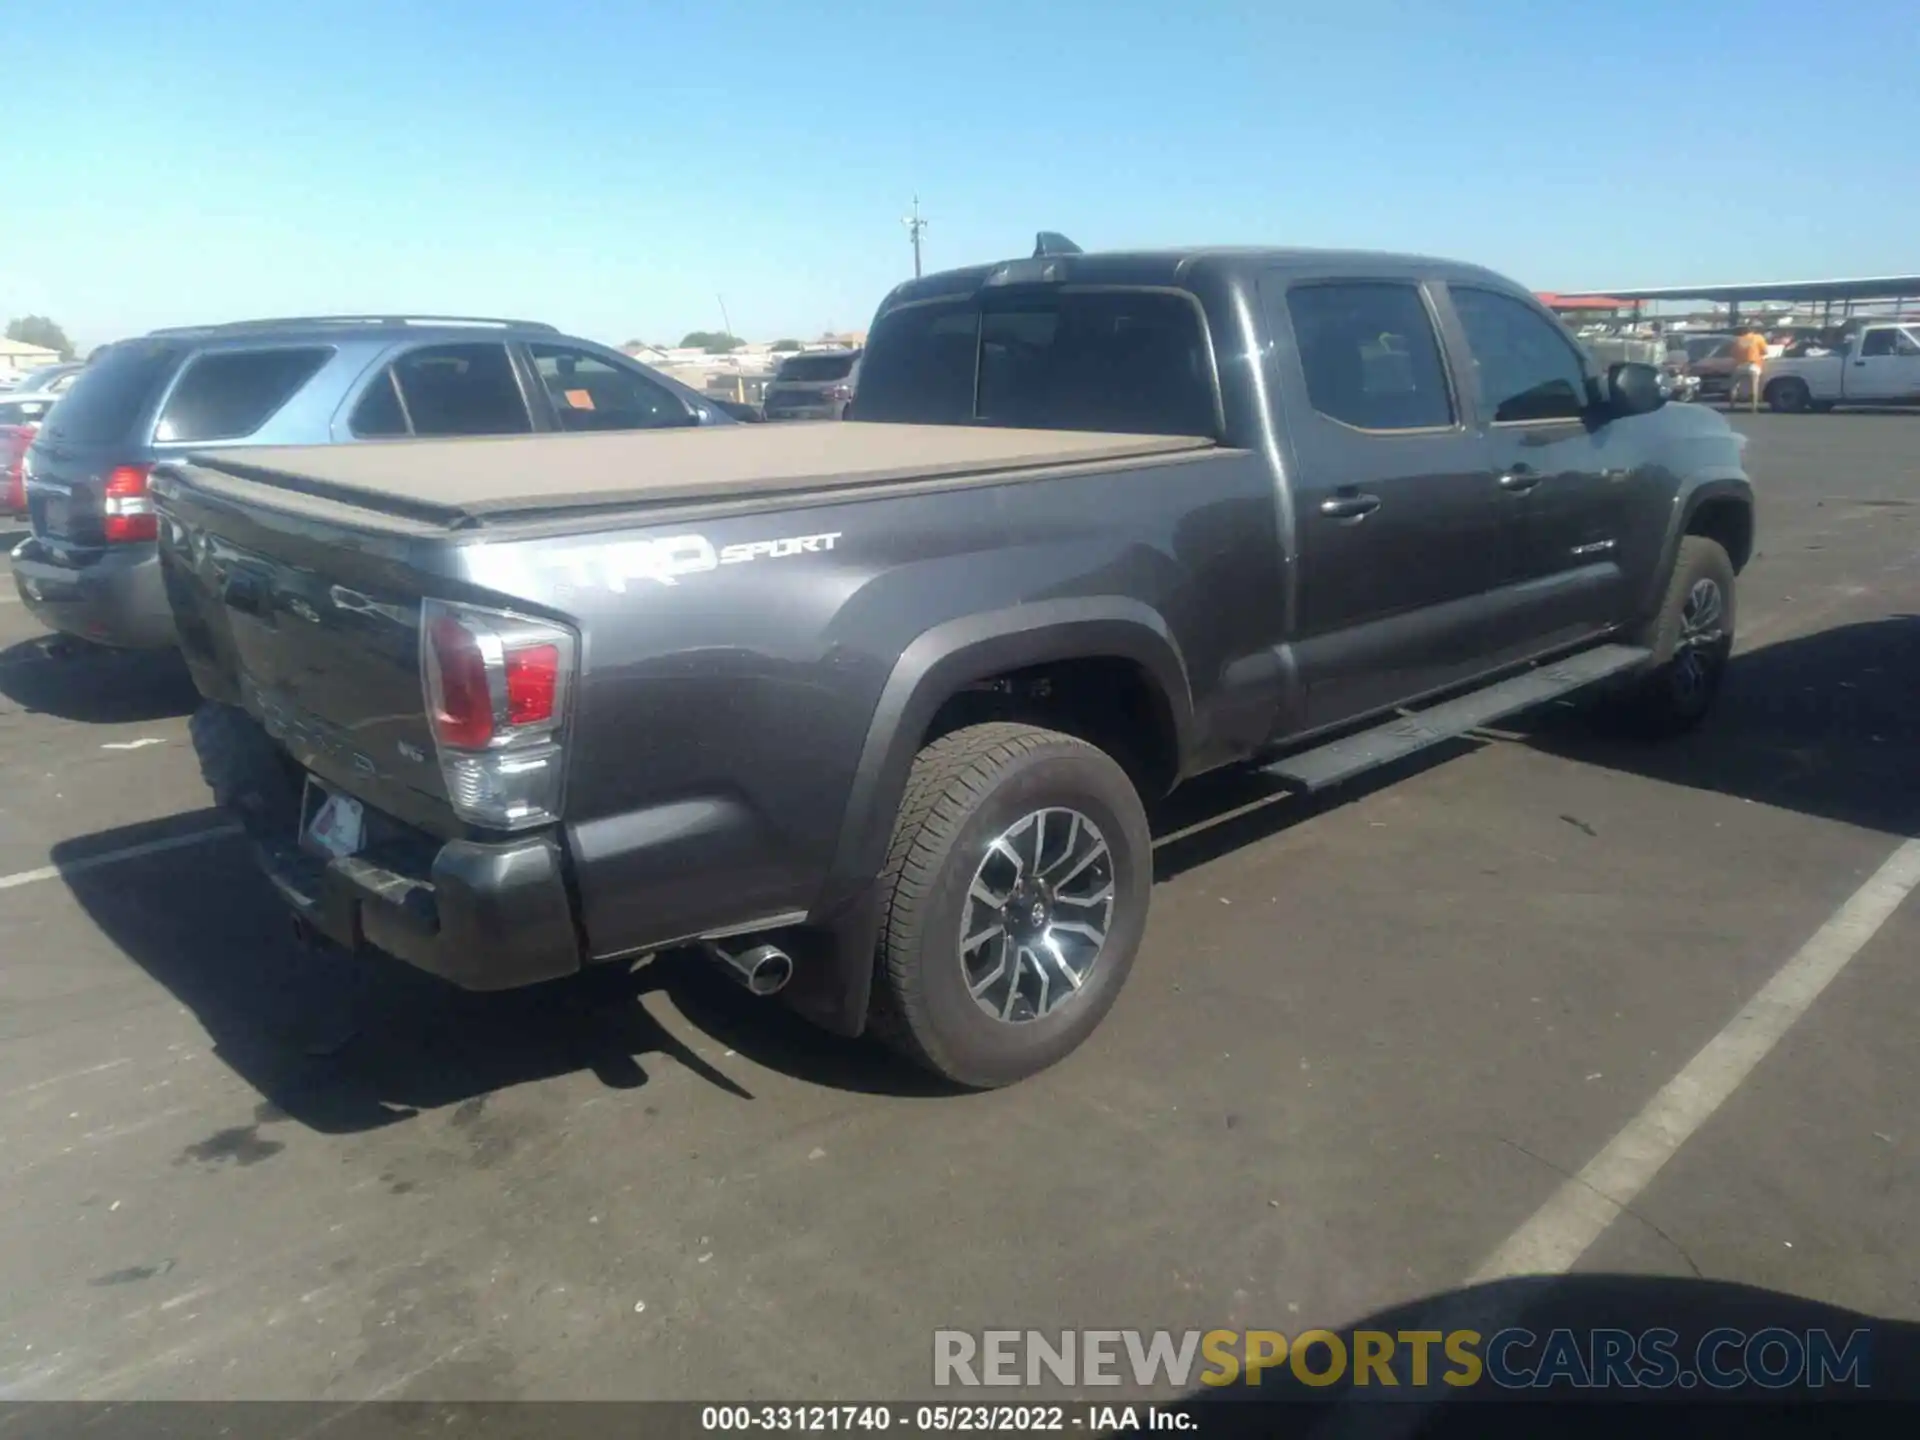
[{"xmin": 1606, "ymin": 361, "xmax": 1666, "ymax": 417}]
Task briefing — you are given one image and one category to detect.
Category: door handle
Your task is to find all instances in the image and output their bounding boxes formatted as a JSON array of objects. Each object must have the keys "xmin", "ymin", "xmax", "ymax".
[
  {"xmin": 1497, "ymin": 467, "xmax": 1541, "ymax": 492},
  {"xmin": 1319, "ymin": 492, "xmax": 1381, "ymax": 520}
]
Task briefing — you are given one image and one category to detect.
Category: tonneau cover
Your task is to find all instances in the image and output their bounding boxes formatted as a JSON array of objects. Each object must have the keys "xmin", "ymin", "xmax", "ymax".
[{"xmin": 173, "ymin": 423, "xmax": 1216, "ymax": 527}]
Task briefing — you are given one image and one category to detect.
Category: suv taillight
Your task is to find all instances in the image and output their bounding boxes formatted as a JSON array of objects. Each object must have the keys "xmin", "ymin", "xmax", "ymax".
[
  {"xmin": 3, "ymin": 423, "xmax": 35, "ymax": 514},
  {"xmin": 824, "ymin": 383, "xmax": 854, "ymax": 403},
  {"xmin": 103, "ymin": 463, "xmax": 157, "ymax": 543},
  {"xmin": 421, "ymin": 599, "xmax": 577, "ymax": 830}
]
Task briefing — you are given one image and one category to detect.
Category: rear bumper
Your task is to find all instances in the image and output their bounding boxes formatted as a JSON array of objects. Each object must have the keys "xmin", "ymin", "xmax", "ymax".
[
  {"xmin": 10, "ymin": 537, "xmax": 176, "ymax": 649},
  {"xmin": 191, "ymin": 699, "xmax": 585, "ymax": 990},
  {"xmin": 764, "ymin": 401, "xmax": 846, "ymax": 421},
  {"xmin": 254, "ymin": 827, "xmax": 583, "ymax": 991}
]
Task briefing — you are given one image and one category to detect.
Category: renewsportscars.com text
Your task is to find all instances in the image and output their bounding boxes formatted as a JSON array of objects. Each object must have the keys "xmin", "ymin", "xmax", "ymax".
[{"xmin": 933, "ymin": 1326, "xmax": 1872, "ymax": 1392}]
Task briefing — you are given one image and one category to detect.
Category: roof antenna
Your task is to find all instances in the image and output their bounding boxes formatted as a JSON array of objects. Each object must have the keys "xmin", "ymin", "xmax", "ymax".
[{"xmin": 1034, "ymin": 231, "xmax": 1082, "ymax": 258}]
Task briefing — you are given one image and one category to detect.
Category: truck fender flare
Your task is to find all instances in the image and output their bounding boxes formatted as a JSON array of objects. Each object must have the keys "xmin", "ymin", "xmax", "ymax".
[
  {"xmin": 1639, "ymin": 478, "xmax": 1755, "ymax": 626},
  {"xmin": 823, "ymin": 597, "xmax": 1194, "ymax": 896}
]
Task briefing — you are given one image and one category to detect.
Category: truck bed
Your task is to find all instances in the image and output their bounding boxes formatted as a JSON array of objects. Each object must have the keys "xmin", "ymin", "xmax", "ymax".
[{"xmin": 162, "ymin": 423, "xmax": 1216, "ymax": 531}]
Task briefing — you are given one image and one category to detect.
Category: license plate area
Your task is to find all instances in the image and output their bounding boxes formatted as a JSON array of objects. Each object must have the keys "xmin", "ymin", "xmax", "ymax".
[{"xmin": 300, "ymin": 776, "xmax": 365, "ymax": 859}]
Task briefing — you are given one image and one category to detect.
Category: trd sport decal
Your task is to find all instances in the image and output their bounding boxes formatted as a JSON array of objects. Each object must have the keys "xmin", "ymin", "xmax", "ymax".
[{"xmin": 561, "ymin": 530, "xmax": 843, "ymax": 591}]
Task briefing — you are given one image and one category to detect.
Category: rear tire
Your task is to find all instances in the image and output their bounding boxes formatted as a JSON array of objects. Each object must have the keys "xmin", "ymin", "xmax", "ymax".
[
  {"xmin": 1607, "ymin": 536, "xmax": 1736, "ymax": 739},
  {"xmin": 1766, "ymin": 377, "xmax": 1811, "ymax": 413},
  {"xmin": 190, "ymin": 702, "xmax": 303, "ymax": 840},
  {"xmin": 870, "ymin": 722, "xmax": 1152, "ymax": 1088}
]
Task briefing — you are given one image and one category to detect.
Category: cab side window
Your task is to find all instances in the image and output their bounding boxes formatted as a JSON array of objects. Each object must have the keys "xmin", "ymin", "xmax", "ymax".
[
  {"xmin": 1284, "ymin": 282, "xmax": 1455, "ymax": 431},
  {"xmin": 1451, "ymin": 287, "xmax": 1590, "ymax": 424},
  {"xmin": 1859, "ymin": 328, "xmax": 1919, "ymax": 358},
  {"xmin": 528, "ymin": 344, "xmax": 693, "ymax": 431}
]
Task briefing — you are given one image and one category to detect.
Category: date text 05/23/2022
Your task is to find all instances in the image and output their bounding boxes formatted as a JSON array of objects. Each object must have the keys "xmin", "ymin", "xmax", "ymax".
[{"xmin": 699, "ymin": 1404, "xmax": 1193, "ymax": 1432}]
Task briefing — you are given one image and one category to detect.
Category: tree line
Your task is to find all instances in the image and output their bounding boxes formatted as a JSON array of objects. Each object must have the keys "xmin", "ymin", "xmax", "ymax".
[{"xmin": 6, "ymin": 316, "xmax": 75, "ymax": 360}]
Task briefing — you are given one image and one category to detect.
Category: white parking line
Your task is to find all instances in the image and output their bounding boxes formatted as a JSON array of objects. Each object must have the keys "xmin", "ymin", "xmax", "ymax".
[
  {"xmin": 1472, "ymin": 834, "xmax": 1920, "ymax": 1283},
  {"xmin": 0, "ymin": 824, "xmax": 241, "ymax": 892},
  {"xmin": 0, "ymin": 1056, "xmax": 131, "ymax": 1100}
]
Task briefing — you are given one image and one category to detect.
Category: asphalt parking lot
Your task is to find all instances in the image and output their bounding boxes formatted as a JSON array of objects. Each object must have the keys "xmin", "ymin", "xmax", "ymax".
[{"xmin": 0, "ymin": 412, "xmax": 1915, "ymax": 1408}]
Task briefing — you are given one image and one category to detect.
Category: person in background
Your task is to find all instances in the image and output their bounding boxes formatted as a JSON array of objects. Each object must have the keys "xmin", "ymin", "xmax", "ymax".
[{"xmin": 1730, "ymin": 326, "xmax": 1769, "ymax": 412}]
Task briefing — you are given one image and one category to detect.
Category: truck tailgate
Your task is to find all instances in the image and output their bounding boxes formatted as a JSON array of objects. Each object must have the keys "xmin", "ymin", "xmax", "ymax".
[{"xmin": 154, "ymin": 468, "xmax": 487, "ymax": 839}]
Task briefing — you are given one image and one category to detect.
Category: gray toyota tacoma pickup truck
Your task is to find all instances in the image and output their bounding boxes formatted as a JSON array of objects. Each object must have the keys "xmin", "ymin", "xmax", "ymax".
[{"xmin": 155, "ymin": 242, "xmax": 1755, "ymax": 1088}]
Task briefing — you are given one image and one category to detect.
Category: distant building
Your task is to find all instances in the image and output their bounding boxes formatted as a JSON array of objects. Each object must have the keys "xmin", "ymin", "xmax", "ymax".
[{"xmin": 0, "ymin": 337, "xmax": 62, "ymax": 382}]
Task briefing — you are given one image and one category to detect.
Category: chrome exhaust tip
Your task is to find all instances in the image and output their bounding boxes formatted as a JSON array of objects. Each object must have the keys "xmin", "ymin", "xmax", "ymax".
[{"xmin": 701, "ymin": 939, "xmax": 794, "ymax": 997}]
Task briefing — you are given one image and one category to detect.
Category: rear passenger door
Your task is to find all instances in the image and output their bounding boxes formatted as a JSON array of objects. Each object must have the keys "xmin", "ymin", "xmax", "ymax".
[
  {"xmin": 1264, "ymin": 276, "xmax": 1511, "ymax": 728},
  {"xmin": 1444, "ymin": 285, "xmax": 1637, "ymax": 647},
  {"xmin": 345, "ymin": 342, "xmax": 535, "ymax": 439}
]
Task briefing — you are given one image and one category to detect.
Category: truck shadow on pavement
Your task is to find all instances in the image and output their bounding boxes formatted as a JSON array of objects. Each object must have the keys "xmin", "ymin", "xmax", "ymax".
[
  {"xmin": 0, "ymin": 635, "xmax": 201, "ymax": 724},
  {"xmin": 48, "ymin": 617, "xmax": 1916, "ymax": 1132},
  {"xmin": 1150, "ymin": 615, "xmax": 1920, "ymax": 885},
  {"xmin": 52, "ymin": 813, "xmax": 959, "ymax": 1133},
  {"xmin": 1114, "ymin": 1271, "xmax": 1919, "ymax": 1438},
  {"xmin": 1511, "ymin": 615, "xmax": 1920, "ymax": 840}
]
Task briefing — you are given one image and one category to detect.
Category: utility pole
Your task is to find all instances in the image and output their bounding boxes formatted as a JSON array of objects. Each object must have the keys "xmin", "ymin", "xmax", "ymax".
[
  {"xmin": 716, "ymin": 293, "xmax": 735, "ymax": 342},
  {"xmin": 902, "ymin": 195, "xmax": 928, "ymax": 278}
]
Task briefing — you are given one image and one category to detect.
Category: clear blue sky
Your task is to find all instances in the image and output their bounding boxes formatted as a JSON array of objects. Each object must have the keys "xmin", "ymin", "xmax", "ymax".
[{"xmin": 6, "ymin": 0, "xmax": 1916, "ymax": 350}]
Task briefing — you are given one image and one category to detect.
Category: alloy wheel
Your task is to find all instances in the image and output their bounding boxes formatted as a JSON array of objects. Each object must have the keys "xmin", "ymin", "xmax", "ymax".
[{"xmin": 958, "ymin": 807, "xmax": 1116, "ymax": 1024}]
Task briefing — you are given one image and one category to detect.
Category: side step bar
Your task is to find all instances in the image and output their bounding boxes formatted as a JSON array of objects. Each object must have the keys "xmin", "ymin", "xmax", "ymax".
[{"xmin": 1261, "ymin": 644, "xmax": 1652, "ymax": 793}]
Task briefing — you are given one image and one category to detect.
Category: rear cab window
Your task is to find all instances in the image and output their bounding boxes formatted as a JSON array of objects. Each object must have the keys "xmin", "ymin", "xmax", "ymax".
[
  {"xmin": 40, "ymin": 340, "xmax": 186, "ymax": 446},
  {"xmin": 776, "ymin": 353, "xmax": 859, "ymax": 383},
  {"xmin": 154, "ymin": 348, "xmax": 334, "ymax": 443},
  {"xmin": 854, "ymin": 289, "xmax": 1218, "ymax": 436},
  {"xmin": 349, "ymin": 342, "xmax": 534, "ymax": 438},
  {"xmin": 850, "ymin": 305, "xmax": 979, "ymax": 425}
]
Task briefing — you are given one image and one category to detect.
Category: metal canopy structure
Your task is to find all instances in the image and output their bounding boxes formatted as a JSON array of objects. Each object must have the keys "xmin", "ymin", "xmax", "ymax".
[{"xmin": 1549, "ymin": 275, "xmax": 1920, "ymax": 326}]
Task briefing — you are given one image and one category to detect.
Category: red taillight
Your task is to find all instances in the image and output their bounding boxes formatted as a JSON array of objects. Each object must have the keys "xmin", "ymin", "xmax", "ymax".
[
  {"xmin": 505, "ymin": 643, "xmax": 560, "ymax": 726},
  {"xmin": 426, "ymin": 611, "xmax": 496, "ymax": 748},
  {"xmin": 103, "ymin": 463, "xmax": 157, "ymax": 543},
  {"xmin": 420, "ymin": 600, "xmax": 577, "ymax": 830}
]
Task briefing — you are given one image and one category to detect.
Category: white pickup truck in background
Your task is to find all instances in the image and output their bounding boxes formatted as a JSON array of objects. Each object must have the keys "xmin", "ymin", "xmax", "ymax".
[{"xmin": 1762, "ymin": 321, "xmax": 1920, "ymax": 413}]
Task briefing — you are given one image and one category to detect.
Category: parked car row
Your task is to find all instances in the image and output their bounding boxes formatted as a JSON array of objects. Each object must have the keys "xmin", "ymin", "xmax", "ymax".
[
  {"xmin": 1, "ymin": 360, "xmax": 86, "ymax": 396},
  {"xmin": 10, "ymin": 315, "xmax": 740, "ymax": 650},
  {"xmin": 3, "ymin": 364, "xmax": 88, "ymax": 516},
  {"xmin": 1758, "ymin": 320, "xmax": 1920, "ymax": 412},
  {"xmin": 1651, "ymin": 322, "xmax": 1920, "ymax": 412}
]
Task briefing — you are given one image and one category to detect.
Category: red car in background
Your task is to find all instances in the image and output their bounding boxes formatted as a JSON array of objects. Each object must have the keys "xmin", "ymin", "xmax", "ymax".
[{"xmin": 2, "ymin": 391, "xmax": 60, "ymax": 517}]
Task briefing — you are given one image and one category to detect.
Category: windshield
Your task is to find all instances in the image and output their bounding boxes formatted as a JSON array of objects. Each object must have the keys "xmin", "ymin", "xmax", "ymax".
[
  {"xmin": 12, "ymin": 364, "xmax": 73, "ymax": 392},
  {"xmin": 0, "ymin": 396, "xmax": 57, "ymax": 426}
]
